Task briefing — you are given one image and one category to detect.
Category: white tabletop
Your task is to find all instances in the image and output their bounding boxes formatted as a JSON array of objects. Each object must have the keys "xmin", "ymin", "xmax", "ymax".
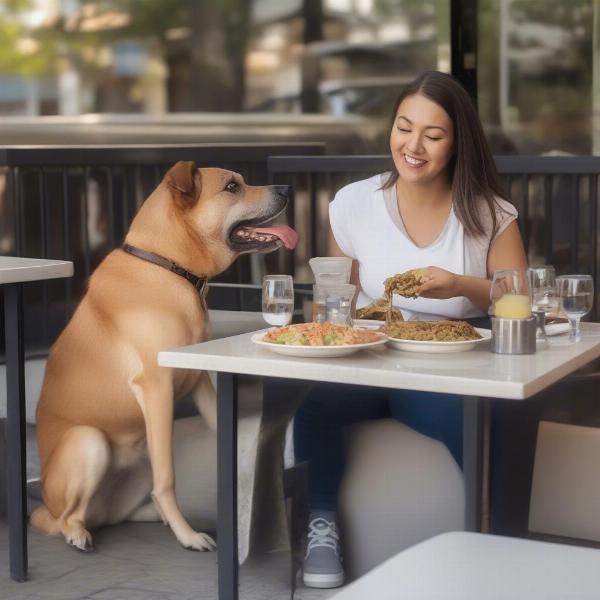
[
  {"xmin": 158, "ymin": 323, "xmax": 600, "ymax": 400},
  {"xmin": 0, "ymin": 256, "xmax": 73, "ymax": 284},
  {"xmin": 330, "ymin": 532, "xmax": 600, "ymax": 600}
]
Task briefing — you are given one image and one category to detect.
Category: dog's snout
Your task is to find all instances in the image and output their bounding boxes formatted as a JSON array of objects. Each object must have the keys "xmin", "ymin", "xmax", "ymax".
[{"xmin": 271, "ymin": 185, "xmax": 290, "ymax": 200}]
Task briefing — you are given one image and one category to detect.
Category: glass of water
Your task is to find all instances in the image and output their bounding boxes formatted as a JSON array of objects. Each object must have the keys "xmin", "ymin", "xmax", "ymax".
[
  {"xmin": 528, "ymin": 266, "xmax": 558, "ymax": 315},
  {"xmin": 262, "ymin": 275, "xmax": 294, "ymax": 327},
  {"xmin": 556, "ymin": 275, "xmax": 594, "ymax": 342},
  {"xmin": 528, "ymin": 266, "xmax": 558, "ymax": 344},
  {"xmin": 313, "ymin": 283, "xmax": 355, "ymax": 325}
]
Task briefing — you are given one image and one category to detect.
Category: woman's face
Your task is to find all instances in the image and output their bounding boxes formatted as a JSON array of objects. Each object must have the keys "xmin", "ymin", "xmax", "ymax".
[{"xmin": 390, "ymin": 93, "xmax": 454, "ymax": 185}]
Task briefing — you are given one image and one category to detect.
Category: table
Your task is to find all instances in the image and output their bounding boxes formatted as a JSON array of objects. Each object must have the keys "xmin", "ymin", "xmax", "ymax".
[
  {"xmin": 1, "ymin": 257, "xmax": 73, "ymax": 582},
  {"xmin": 328, "ymin": 531, "xmax": 600, "ymax": 599},
  {"xmin": 158, "ymin": 323, "xmax": 600, "ymax": 600}
]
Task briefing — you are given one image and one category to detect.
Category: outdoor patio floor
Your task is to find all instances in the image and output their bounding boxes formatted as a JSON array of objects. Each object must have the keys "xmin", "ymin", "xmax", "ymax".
[
  {"xmin": 0, "ymin": 521, "xmax": 338, "ymax": 600},
  {"xmin": 0, "ymin": 426, "xmax": 337, "ymax": 600}
]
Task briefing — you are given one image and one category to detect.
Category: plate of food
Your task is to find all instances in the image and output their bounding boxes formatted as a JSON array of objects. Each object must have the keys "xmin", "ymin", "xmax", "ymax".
[
  {"xmin": 251, "ymin": 322, "xmax": 387, "ymax": 357},
  {"xmin": 386, "ymin": 320, "xmax": 491, "ymax": 353}
]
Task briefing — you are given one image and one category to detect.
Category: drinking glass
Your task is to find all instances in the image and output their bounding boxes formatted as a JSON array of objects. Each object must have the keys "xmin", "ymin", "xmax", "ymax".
[
  {"xmin": 556, "ymin": 275, "xmax": 594, "ymax": 342},
  {"xmin": 313, "ymin": 283, "xmax": 355, "ymax": 325},
  {"xmin": 262, "ymin": 275, "xmax": 294, "ymax": 327},
  {"xmin": 489, "ymin": 269, "xmax": 531, "ymax": 318},
  {"xmin": 528, "ymin": 266, "xmax": 558, "ymax": 344}
]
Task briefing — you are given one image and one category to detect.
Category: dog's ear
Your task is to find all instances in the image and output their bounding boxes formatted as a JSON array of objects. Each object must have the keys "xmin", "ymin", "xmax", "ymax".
[{"xmin": 165, "ymin": 161, "xmax": 201, "ymax": 206}]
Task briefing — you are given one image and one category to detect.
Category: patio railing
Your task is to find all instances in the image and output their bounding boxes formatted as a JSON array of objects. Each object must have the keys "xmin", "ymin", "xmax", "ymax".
[
  {"xmin": 268, "ymin": 154, "xmax": 600, "ymax": 320},
  {"xmin": 2, "ymin": 149, "xmax": 599, "ymax": 356}
]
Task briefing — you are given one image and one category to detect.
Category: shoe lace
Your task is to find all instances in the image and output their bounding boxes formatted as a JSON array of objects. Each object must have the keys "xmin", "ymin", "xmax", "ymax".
[{"xmin": 305, "ymin": 517, "xmax": 341, "ymax": 558}]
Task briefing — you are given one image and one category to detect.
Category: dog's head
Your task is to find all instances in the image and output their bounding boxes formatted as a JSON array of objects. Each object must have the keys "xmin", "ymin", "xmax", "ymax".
[{"xmin": 155, "ymin": 161, "xmax": 298, "ymax": 274}]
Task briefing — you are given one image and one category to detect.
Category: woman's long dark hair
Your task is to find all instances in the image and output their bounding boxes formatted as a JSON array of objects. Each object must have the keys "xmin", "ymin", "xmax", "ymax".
[{"xmin": 383, "ymin": 71, "xmax": 506, "ymax": 238}]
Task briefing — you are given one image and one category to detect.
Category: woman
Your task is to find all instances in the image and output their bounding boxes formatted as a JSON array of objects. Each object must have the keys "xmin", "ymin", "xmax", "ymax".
[{"xmin": 295, "ymin": 71, "xmax": 527, "ymax": 589}]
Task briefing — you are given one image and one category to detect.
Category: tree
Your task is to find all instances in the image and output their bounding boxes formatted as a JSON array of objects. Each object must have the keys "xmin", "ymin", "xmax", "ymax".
[
  {"xmin": 60, "ymin": 0, "xmax": 250, "ymax": 112},
  {"xmin": 1, "ymin": 0, "xmax": 250, "ymax": 112},
  {"xmin": 0, "ymin": 0, "xmax": 58, "ymax": 76}
]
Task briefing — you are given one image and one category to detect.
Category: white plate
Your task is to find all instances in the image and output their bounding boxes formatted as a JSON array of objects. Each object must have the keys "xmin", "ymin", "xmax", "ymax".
[
  {"xmin": 386, "ymin": 328, "xmax": 492, "ymax": 353},
  {"xmin": 353, "ymin": 319, "xmax": 386, "ymax": 330},
  {"xmin": 251, "ymin": 331, "xmax": 388, "ymax": 358},
  {"xmin": 539, "ymin": 322, "xmax": 570, "ymax": 337}
]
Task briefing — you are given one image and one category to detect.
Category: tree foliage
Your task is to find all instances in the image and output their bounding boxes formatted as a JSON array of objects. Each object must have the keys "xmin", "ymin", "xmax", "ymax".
[{"xmin": 0, "ymin": 0, "xmax": 58, "ymax": 75}]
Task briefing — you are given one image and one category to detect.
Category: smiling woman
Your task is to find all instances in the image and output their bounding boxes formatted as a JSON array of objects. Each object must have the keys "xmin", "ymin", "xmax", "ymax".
[{"xmin": 294, "ymin": 70, "xmax": 528, "ymax": 590}]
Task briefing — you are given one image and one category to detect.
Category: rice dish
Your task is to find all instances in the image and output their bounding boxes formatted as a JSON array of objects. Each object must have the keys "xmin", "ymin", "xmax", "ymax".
[{"xmin": 263, "ymin": 322, "xmax": 383, "ymax": 346}]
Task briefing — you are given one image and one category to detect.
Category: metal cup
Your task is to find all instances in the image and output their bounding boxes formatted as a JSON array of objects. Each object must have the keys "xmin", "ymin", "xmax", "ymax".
[{"xmin": 491, "ymin": 316, "xmax": 537, "ymax": 354}]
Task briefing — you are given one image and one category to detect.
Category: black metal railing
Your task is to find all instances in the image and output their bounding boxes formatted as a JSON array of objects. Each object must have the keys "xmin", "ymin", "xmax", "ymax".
[
  {"xmin": 268, "ymin": 154, "xmax": 600, "ymax": 320},
  {"xmin": 0, "ymin": 143, "xmax": 324, "ymax": 356},
  {"xmin": 2, "ymin": 149, "xmax": 599, "ymax": 356}
]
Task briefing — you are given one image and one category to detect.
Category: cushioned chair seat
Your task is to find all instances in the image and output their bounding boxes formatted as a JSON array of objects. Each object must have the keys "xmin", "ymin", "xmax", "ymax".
[{"xmin": 338, "ymin": 419, "xmax": 465, "ymax": 579}]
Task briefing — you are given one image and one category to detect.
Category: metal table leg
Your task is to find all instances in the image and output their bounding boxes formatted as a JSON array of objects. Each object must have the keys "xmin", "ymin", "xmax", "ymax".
[
  {"xmin": 217, "ymin": 372, "xmax": 239, "ymax": 600},
  {"xmin": 3, "ymin": 283, "xmax": 28, "ymax": 581},
  {"xmin": 462, "ymin": 396, "xmax": 491, "ymax": 532}
]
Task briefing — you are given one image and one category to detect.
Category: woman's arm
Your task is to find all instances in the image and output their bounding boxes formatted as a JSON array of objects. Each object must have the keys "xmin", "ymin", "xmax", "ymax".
[
  {"xmin": 418, "ymin": 221, "xmax": 528, "ymax": 312},
  {"xmin": 486, "ymin": 220, "xmax": 528, "ymax": 277}
]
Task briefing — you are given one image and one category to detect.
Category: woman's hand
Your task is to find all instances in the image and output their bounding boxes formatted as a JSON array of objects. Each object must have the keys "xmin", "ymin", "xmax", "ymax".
[{"xmin": 417, "ymin": 266, "xmax": 461, "ymax": 299}]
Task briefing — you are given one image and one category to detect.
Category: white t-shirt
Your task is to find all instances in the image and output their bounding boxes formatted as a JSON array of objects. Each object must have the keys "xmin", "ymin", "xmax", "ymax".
[{"xmin": 329, "ymin": 173, "xmax": 518, "ymax": 321}]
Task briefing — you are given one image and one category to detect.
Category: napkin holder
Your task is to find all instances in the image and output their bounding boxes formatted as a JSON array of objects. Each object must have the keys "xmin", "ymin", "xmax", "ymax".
[{"xmin": 491, "ymin": 316, "xmax": 537, "ymax": 355}]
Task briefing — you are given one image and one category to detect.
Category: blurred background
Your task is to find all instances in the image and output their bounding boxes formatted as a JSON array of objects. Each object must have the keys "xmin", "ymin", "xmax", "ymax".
[{"xmin": 0, "ymin": 0, "xmax": 595, "ymax": 155}]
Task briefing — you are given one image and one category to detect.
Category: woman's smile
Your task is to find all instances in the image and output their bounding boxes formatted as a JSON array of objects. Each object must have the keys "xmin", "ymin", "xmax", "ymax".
[{"xmin": 404, "ymin": 154, "xmax": 428, "ymax": 168}]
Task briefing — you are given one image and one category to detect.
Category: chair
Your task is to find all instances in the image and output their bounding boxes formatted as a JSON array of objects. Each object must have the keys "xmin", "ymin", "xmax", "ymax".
[
  {"xmin": 529, "ymin": 420, "xmax": 600, "ymax": 542},
  {"xmin": 329, "ymin": 531, "xmax": 600, "ymax": 599},
  {"xmin": 338, "ymin": 419, "xmax": 465, "ymax": 579}
]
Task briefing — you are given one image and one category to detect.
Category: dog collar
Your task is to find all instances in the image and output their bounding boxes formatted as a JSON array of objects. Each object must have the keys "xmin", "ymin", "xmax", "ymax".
[{"xmin": 121, "ymin": 244, "xmax": 209, "ymax": 303}]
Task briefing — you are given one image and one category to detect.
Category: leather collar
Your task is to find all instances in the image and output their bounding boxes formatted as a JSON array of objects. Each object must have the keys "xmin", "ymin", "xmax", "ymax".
[{"xmin": 121, "ymin": 244, "xmax": 208, "ymax": 303}]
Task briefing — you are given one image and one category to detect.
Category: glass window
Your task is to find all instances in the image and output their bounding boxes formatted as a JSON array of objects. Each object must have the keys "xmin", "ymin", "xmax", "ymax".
[
  {"xmin": 478, "ymin": 0, "xmax": 594, "ymax": 155},
  {"xmin": 247, "ymin": 0, "xmax": 450, "ymax": 118},
  {"xmin": 0, "ymin": 1, "xmax": 452, "ymax": 152},
  {"xmin": 0, "ymin": 0, "xmax": 449, "ymax": 120}
]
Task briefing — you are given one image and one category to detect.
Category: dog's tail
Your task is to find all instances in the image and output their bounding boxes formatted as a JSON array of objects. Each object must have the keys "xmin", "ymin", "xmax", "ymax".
[{"xmin": 30, "ymin": 504, "xmax": 61, "ymax": 536}]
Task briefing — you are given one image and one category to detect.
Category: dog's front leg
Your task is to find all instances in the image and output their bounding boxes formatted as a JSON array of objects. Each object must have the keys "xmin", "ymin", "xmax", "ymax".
[
  {"xmin": 192, "ymin": 371, "xmax": 217, "ymax": 432},
  {"xmin": 130, "ymin": 371, "xmax": 216, "ymax": 551}
]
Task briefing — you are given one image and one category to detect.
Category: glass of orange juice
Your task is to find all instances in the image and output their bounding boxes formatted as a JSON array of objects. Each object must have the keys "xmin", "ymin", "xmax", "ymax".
[{"xmin": 490, "ymin": 270, "xmax": 532, "ymax": 319}]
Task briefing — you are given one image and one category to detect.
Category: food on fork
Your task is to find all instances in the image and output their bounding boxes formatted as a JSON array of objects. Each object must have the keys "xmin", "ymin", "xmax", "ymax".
[
  {"xmin": 386, "ymin": 320, "xmax": 481, "ymax": 342},
  {"xmin": 356, "ymin": 298, "xmax": 404, "ymax": 322},
  {"xmin": 263, "ymin": 322, "xmax": 383, "ymax": 346},
  {"xmin": 384, "ymin": 268, "xmax": 430, "ymax": 299}
]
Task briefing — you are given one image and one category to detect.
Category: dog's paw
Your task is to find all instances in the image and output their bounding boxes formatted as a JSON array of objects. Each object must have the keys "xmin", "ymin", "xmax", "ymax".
[
  {"xmin": 180, "ymin": 531, "xmax": 216, "ymax": 552},
  {"xmin": 65, "ymin": 529, "xmax": 94, "ymax": 553}
]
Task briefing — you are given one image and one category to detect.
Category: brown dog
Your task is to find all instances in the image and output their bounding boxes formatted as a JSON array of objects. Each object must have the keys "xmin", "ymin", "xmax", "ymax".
[{"xmin": 30, "ymin": 161, "xmax": 297, "ymax": 552}]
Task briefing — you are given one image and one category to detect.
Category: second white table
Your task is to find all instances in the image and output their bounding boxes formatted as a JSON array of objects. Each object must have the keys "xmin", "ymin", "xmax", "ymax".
[{"xmin": 159, "ymin": 323, "xmax": 600, "ymax": 600}]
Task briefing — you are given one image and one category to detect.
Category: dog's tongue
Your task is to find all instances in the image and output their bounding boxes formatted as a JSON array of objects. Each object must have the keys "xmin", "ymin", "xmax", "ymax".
[{"xmin": 253, "ymin": 225, "xmax": 299, "ymax": 250}]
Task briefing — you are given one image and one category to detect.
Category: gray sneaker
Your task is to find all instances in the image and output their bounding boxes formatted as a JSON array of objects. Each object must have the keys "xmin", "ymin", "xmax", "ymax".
[{"xmin": 302, "ymin": 511, "xmax": 344, "ymax": 589}]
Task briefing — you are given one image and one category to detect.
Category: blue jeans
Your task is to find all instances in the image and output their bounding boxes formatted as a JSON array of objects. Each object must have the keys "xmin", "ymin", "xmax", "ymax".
[{"xmin": 294, "ymin": 383, "xmax": 463, "ymax": 511}]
